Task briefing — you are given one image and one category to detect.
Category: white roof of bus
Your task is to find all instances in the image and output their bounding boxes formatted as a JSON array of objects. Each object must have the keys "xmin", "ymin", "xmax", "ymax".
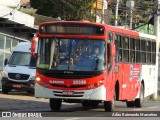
[{"xmin": 139, "ymin": 33, "xmax": 156, "ymax": 41}]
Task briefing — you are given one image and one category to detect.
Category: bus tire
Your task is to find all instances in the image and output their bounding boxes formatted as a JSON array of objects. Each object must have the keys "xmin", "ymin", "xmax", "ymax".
[
  {"xmin": 50, "ymin": 99, "xmax": 62, "ymax": 111},
  {"xmin": 82, "ymin": 101, "xmax": 90, "ymax": 110},
  {"xmin": 134, "ymin": 84, "xmax": 144, "ymax": 108},
  {"xmin": 126, "ymin": 101, "xmax": 134, "ymax": 107},
  {"xmin": 104, "ymin": 101, "xmax": 114, "ymax": 112}
]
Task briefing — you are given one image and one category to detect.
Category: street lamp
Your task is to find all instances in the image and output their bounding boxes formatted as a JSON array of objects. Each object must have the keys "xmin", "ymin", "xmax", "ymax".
[{"xmin": 126, "ymin": 0, "xmax": 135, "ymax": 29}]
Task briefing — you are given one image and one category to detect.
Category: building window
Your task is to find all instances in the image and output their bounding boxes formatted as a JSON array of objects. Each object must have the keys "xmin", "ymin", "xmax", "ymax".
[
  {"xmin": 0, "ymin": 34, "xmax": 4, "ymax": 49},
  {"xmin": 0, "ymin": 51, "xmax": 4, "ymax": 67},
  {"xmin": 6, "ymin": 37, "xmax": 12, "ymax": 52},
  {"xmin": 12, "ymin": 39, "xmax": 19, "ymax": 51}
]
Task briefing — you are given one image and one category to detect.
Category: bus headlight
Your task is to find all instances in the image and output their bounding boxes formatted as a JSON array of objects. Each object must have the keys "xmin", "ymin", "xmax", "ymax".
[
  {"xmin": 88, "ymin": 84, "xmax": 92, "ymax": 89},
  {"xmin": 94, "ymin": 78, "xmax": 104, "ymax": 88},
  {"xmin": 99, "ymin": 78, "xmax": 104, "ymax": 84},
  {"xmin": 35, "ymin": 77, "xmax": 48, "ymax": 87},
  {"xmin": 35, "ymin": 77, "xmax": 41, "ymax": 82}
]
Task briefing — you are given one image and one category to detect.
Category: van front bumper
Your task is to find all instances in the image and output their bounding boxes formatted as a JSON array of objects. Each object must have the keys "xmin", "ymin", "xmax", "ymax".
[{"xmin": 1, "ymin": 77, "xmax": 35, "ymax": 92}]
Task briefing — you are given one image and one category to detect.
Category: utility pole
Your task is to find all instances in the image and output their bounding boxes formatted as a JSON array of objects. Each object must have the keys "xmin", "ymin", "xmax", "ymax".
[
  {"xmin": 101, "ymin": 0, "xmax": 107, "ymax": 24},
  {"xmin": 126, "ymin": 0, "xmax": 134, "ymax": 29},
  {"xmin": 101, "ymin": 0, "xmax": 105, "ymax": 23},
  {"xmin": 152, "ymin": 0, "xmax": 160, "ymax": 100},
  {"xmin": 114, "ymin": 0, "xmax": 119, "ymax": 26},
  {"xmin": 95, "ymin": 0, "xmax": 98, "ymax": 22}
]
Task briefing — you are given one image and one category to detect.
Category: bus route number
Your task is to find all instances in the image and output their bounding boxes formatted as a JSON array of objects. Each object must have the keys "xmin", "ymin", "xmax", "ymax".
[{"xmin": 73, "ymin": 80, "xmax": 86, "ymax": 85}]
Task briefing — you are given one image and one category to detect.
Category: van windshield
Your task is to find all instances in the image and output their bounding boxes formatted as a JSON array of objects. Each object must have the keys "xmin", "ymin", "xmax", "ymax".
[{"xmin": 8, "ymin": 51, "xmax": 36, "ymax": 67}]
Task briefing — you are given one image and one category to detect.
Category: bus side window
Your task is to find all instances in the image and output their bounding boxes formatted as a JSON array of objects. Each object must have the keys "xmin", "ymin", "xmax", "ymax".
[
  {"xmin": 107, "ymin": 43, "xmax": 112, "ymax": 71},
  {"xmin": 122, "ymin": 37, "xmax": 129, "ymax": 62},
  {"xmin": 108, "ymin": 32, "xmax": 113, "ymax": 43},
  {"xmin": 116, "ymin": 49, "xmax": 122, "ymax": 62},
  {"xmin": 130, "ymin": 37, "xmax": 135, "ymax": 63},
  {"xmin": 115, "ymin": 34, "xmax": 122, "ymax": 62}
]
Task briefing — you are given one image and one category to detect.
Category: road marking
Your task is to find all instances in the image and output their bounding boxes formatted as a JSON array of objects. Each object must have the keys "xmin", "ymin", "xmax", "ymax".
[
  {"xmin": 147, "ymin": 106, "xmax": 160, "ymax": 109},
  {"xmin": 132, "ymin": 106, "xmax": 159, "ymax": 111},
  {"xmin": 65, "ymin": 118, "xmax": 80, "ymax": 120}
]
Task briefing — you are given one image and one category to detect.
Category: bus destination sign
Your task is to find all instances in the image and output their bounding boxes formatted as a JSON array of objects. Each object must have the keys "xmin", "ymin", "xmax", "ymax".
[{"xmin": 39, "ymin": 24, "xmax": 104, "ymax": 35}]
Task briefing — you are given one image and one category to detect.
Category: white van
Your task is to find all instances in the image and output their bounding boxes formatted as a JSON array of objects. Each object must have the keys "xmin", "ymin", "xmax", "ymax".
[{"xmin": 0, "ymin": 42, "xmax": 37, "ymax": 94}]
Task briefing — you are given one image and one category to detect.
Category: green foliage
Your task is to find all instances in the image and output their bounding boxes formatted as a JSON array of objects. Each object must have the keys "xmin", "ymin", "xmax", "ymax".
[{"xmin": 30, "ymin": 0, "xmax": 96, "ymax": 21}]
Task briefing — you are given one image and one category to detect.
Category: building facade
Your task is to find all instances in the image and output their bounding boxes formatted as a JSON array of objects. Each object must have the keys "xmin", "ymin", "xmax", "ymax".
[{"xmin": 0, "ymin": 5, "xmax": 36, "ymax": 69}]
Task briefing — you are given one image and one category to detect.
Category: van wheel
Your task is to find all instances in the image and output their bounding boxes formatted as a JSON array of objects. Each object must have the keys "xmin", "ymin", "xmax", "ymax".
[
  {"xmin": 134, "ymin": 84, "xmax": 144, "ymax": 108},
  {"xmin": 2, "ymin": 88, "xmax": 10, "ymax": 94},
  {"xmin": 126, "ymin": 101, "xmax": 134, "ymax": 107},
  {"xmin": 50, "ymin": 99, "xmax": 62, "ymax": 111}
]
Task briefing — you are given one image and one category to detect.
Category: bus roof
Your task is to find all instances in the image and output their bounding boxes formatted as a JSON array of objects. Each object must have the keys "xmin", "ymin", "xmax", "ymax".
[
  {"xmin": 38, "ymin": 21, "xmax": 105, "ymax": 27},
  {"xmin": 38, "ymin": 21, "xmax": 156, "ymax": 40}
]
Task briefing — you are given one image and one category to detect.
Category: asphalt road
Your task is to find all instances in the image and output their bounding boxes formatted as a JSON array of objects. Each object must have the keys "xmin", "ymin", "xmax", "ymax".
[
  {"xmin": 10, "ymin": 101, "xmax": 160, "ymax": 117},
  {"xmin": 0, "ymin": 77, "xmax": 159, "ymax": 119}
]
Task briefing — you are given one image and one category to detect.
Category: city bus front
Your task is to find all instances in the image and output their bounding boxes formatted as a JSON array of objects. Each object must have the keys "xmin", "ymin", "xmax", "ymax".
[
  {"xmin": 35, "ymin": 38, "xmax": 107, "ymax": 100},
  {"xmin": 33, "ymin": 22, "xmax": 115, "ymax": 111}
]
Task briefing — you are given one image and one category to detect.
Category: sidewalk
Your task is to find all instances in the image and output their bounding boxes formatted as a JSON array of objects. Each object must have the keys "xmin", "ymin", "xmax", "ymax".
[{"xmin": 0, "ymin": 92, "xmax": 49, "ymax": 111}]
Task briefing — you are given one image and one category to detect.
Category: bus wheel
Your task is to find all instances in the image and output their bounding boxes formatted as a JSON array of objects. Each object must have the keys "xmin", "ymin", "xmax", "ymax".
[
  {"xmin": 50, "ymin": 99, "xmax": 62, "ymax": 111},
  {"xmin": 82, "ymin": 101, "xmax": 90, "ymax": 110},
  {"xmin": 104, "ymin": 101, "xmax": 114, "ymax": 112},
  {"xmin": 126, "ymin": 101, "xmax": 134, "ymax": 107},
  {"xmin": 134, "ymin": 85, "xmax": 144, "ymax": 108}
]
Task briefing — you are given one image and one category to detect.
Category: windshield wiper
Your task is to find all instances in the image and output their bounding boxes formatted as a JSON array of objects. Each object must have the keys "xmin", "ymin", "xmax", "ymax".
[{"xmin": 29, "ymin": 66, "xmax": 36, "ymax": 69}]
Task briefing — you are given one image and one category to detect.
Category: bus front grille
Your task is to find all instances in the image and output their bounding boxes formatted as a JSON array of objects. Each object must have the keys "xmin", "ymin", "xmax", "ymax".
[{"xmin": 51, "ymin": 84, "xmax": 87, "ymax": 88}]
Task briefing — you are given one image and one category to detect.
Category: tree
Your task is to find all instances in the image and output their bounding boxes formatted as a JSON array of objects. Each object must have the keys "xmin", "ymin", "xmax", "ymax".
[
  {"xmin": 108, "ymin": 0, "xmax": 155, "ymax": 26},
  {"xmin": 30, "ymin": 0, "xmax": 96, "ymax": 21}
]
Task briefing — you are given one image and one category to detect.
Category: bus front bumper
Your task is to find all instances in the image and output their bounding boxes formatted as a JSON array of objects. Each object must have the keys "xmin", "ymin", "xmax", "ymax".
[{"xmin": 35, "ymin": 83, "xmax": 106, "ymax": 101}]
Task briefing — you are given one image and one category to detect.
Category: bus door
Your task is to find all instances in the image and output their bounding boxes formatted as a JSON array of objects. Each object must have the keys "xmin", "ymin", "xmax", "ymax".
[
  {"xmin": 106, "ymin": 32, "xmax": 116, "ymax": 100},
  {"xmin": 114, "ymin": 34, "xmax": 128, "ymax": 100}
]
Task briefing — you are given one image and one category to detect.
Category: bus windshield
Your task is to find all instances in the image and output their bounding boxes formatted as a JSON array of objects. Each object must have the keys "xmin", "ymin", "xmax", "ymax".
[
  {"xmin": 38, "ymin": 38, "xmax": 106, "ymax": 71},
  {"xmin": 8, "ymin": 51, "xmax": 36, "ymax": 67}
]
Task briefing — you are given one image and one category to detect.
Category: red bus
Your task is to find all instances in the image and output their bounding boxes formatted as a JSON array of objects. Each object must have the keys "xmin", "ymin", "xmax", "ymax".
[{"xmin": 31, "ymin": 21, "xmax": 157, "ymax": 112}]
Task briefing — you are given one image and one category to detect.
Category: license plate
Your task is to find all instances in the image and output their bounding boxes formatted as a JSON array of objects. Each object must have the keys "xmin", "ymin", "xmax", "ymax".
[
  {"xmin": 63, "ymin": 91, "xmax": 74, "ymax": 95},
  {"xmin": 13, "ymin": 84, "xmax": 22, "ymax": 88}
]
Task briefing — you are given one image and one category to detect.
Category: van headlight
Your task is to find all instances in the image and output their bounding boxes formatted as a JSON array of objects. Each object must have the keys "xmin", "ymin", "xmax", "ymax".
[{"xmin": 30, "ymin": 76, "xmax": 35, "ymax": 81}]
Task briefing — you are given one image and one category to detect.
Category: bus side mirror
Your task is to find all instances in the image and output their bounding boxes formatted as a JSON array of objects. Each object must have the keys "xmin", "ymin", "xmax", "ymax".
[
  {"xmin": 4, "ymin": 59, "xmax": 8, "ymax": 66},
  {"xmin": 31, "ymin": 35, "xmax": 38, "ymax": 59},
  {"xmin": 110, "ymin": 43, "xmax": 116, "ymax": 57}
]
